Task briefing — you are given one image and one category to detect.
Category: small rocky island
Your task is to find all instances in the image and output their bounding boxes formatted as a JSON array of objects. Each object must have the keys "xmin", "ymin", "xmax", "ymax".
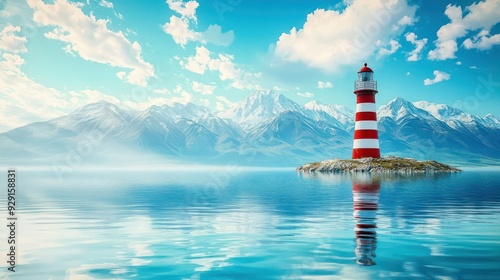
[{"xmin": 296, "ymin": 156, "xmax": 461, "ymax": 173}]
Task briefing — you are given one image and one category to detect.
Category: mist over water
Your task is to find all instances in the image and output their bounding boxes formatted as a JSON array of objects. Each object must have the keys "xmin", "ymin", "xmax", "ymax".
[{"xmin": 1, "ymin": 170, "xmax": 500, "ymax": 279}]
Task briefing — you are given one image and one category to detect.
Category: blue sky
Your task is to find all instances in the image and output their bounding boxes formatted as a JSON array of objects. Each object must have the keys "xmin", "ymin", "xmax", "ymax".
[{"xmin": 0, "ymin": 0, "xmax": 499, "ymax": 131}]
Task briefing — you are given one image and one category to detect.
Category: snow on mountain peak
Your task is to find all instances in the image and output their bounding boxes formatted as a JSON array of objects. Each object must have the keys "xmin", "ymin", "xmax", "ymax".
[
  {"xmin": 172, "ymin": 102, "xmax": 211, "ymax": 119},
  {"xmin": 304, "ymin": 100, "xmax": 319, "ymax": 107},
  {"xmin": 70, "ymin": 100, "xmax": 121, "ymax": 115},
  {"xmin": 481, "ymin": 113, "xmax": 500, "ymax": 128},
  {"xmin": 251, "ymin": 89, "xmax": 274, "ymax": 96},
  {"xmin": 378, "ymin": 97, "xmax": 435, "ymax": 121},
  {"xmin": 53, "ymin": 101, "xmax": 134, "ymax": 132},
  {"xmin": 217, "ymin": 89, "xmax": 302, "ymax": 128},
  {"xmin": 304, "ymin": 100, "xmax": 354, "ymax": 127},
  {"xmin": 412, "ymin": 100, "xmax": 471, "ymax": 122}
]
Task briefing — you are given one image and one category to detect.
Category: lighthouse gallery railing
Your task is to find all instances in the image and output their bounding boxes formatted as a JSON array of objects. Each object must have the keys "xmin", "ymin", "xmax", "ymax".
[{"xmin": 354, "ymin": 81, "xmax": 377, "ymax": 91}]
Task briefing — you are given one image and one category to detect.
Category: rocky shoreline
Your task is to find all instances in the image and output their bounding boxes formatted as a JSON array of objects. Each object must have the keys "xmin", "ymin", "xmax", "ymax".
[{"xmin": 296, "ymin": 156, "xmax": 461, "ymax": 173}]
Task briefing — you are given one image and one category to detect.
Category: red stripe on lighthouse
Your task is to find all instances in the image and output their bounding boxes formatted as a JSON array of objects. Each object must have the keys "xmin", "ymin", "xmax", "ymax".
[
  {"xmin": 354, "ymin": 130, "xmax": 379, "ymax": 139},
  {"xmin": 352, "ymin": 148, "xmax": 380, "ymax": 159},
  {"xmin": 355, "ymin": 112, "xmax": 377, "ymax": 121},
  {"xmin": 356, "ymin": 94, "xmax": 375, "ymax": 103}
]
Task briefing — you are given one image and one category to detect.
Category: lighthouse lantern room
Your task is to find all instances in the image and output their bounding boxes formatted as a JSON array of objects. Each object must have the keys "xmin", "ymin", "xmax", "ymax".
[{"xmin": 352, "ymin": 63, "xmax": 381, "ymax": 159}]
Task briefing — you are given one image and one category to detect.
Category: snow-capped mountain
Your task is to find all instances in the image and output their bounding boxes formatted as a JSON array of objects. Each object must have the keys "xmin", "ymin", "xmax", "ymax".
[
  {"xmin": 196, "ymin": 115, "xmax": 244, "ymax": 140},
  {"xmin": 249, "ymin": 111, "xmax": 346, "ymax": 146},
  {"xmin": 217, "ymin": 89, "xmax": 346, "ymax": 130},
  {"xmin": 413, "ymin": 100, "xmax": 500, "ymax": 133},
  {"xmin": 217, "ymin": 89, "xmax": 305, "ymax": 128},
  {"xmin": 378, "ymin": 98, "xmax": 500, "ymax": 161},
  {"xmin": 175, "ymin": 118, "xmax": 218, "ymax": 155},
  {"xmin": 412, "ymin": 100, "xmax": 472, "ymax": 122},
  {"xmin": 54, "ymin": 101, "xmax": 135, "ymax": 133},
  {"xmin": 482, "ymin": 114, "xmax": 500, "ymax": 128},
  {"xmin": 304, "ymin": 100, "xmax": 354, "ymax": 129},
  {"xmin": 117, "ymin": 105, "xmax": 187, "ymax": 155},
  {"xmin": 171, "ymin": 102, "xmax": 211, "ymax": 120},
  {"xmin": 1, "ymin": 91, "xmax": 499, "ymax": 166},
  {"xmin": 378, "ymin": 97, "xmax": 436, "ymax": 122}
]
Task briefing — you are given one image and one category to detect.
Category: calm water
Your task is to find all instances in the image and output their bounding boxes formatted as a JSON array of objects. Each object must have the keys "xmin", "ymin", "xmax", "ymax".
[{"xmin": 1, "ymin": 169, "xmax": 500, "ymax": 279}]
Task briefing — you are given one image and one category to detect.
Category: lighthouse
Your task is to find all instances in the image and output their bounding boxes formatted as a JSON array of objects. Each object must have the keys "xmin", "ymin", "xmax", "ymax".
[{"xmin": 352, "ymin": 63, "xmax": 381, "ymax": 159}]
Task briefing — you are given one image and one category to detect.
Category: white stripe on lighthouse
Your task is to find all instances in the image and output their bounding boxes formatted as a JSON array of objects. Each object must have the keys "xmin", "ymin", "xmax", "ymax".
[
  {"xmin": 354, "ymin": 121, "xmax": 378, "ymax": 130},
  {"xmin": 353, "ymin": 139, "xmax": 379, "ymax": 149},
  {"xmin": 356, "ymin": 103, "xmax": 377, "ymax": 112}
]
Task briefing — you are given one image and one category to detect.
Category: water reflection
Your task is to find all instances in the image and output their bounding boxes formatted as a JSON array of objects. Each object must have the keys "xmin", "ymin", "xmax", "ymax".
[
  {"xmin": 352, "ymin": 173, "xmax": 380, "ymax": 266},
  {"xmin": 297, "ymin": 171, "xmax": 463, "ymax": 267}
]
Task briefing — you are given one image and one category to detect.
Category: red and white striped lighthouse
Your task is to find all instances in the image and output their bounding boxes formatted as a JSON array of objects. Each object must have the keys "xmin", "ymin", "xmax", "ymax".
[{"xmin": 352, "ymin": 63, "xmax": 380, "ymax": 159}]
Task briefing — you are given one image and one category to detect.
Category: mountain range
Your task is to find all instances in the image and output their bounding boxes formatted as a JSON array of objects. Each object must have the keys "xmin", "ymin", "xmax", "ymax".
[{"xmin": 1, "ymin": 90, "xmax": 499, "ymax": 167}]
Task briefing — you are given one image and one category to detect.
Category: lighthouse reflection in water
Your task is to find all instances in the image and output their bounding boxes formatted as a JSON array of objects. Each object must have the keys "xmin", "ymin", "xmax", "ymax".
[{"xmin": 352, "ymin": 173, "xmax": 380, "ymax": 266}]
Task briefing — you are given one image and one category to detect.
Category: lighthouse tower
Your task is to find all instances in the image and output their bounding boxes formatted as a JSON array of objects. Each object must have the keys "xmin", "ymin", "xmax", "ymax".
[{"xmin": 352, "ymin": 63, "xmax": 380, "ymax": 159}]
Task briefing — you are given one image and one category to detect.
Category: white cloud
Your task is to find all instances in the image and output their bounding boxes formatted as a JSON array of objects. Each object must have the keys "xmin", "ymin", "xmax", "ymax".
[
  {"xmin": 215, "ymin": 102, "xmax": 225, "ymax": 111},
  {"xmin": 470, "ymin": 65, "xmax": 478, "ymax": 69},
  {"xmin": 378, "ymin": 39, "xmax": 401, "ymax": 56},
  {"xmin": 162, "ymin": 15, "xmax": 199, "ymax": 46},
  {"xmin": 0, "ymin": 53, "xmax": 70, "ymax": 130},
  {"xmin": 0, "ymin": 25, "xmax": 27, "ymax": 53},
  {"xmin": 99, "ymin": 0, "xmax": 113, "ymax": 9},
  {"xmin": 274, "ymin": 0, "xmax": 416, "ymax": 72},
  {"xmin": 27, "ymin": 0, "xmax": 154, "ymax": 86},
  {"xmin": 463, "ymin": 30, "xmax": 500, "ymax": 50},
  {"xmin": 0, "ymin": 50, "xmax": 183, "ymax": 130},
  {"xmin": 200, "ymin": 25, "xmax": 235, "ymax": 47},
  {"xmin": 456, "ymin": 61, "xmax": 462, "ymax": 65},
  {"xmin": 208, "ymin": 53, "xmax": 239, "ymax": 81},
  {"xmin": 216, "ymin": 95, "xmax": 233, "ymax": 105},
  {"xmin": 2, "ymin": 53, "xmax": 25, "ymax": 71},
  {"xmin": 97, "ymin": 0, "xmax": 124, "ymax": 20},
  {"xmin": 166, "ymin": 0, "xmax": 199, "ymax": 20},
  {"xmin": 405, "ymin": 32, "xmax": 427, "ymax": 61},
  {"xmin": 182, "ymin": 45, "xmax": 211, "ymax": 74},
  {"xmin": 192, "ymin": 81, "xmax": 215, "ymax": 95},
  {"xmin": 0, "ymin": 53, "xmax": 139, "ymax": 130},
  {"xmin": 427, "ymin": 5, "xmax": 468, "ymax": 60},
  {"xmin": 297, "ymin": 92, "xmax": 314, "ymax": 98},
  {"xmin": 424, "ymin": 70, "xmax": 451, "ymax": 85},
  {"xmin": 153, "ymin": 88, "xmax": 171, "ymax": 94},
  {"xmin": 171, "ymin": 84, "xmax": 194, "ymax": 104},
  {"xmin": 162, "ymin": 18, "xmax": 234, "ymax": 47},
  {"xmin": 398, "ymin": 15, "xmax": 415, "ymax": 26},
  {"xmin": 162, "ymin": 0, "xmax": 234, "ymax": 47},
  {"xmin": 215, "ymin": 95, "xmax": 234, "ymax": 111},
  {"xmin": 428, "ymin": 40, "xmax": 458, "ymax": 60},
  {"xmin": 199, "ymin": 98, "xmax": 210, "ymax": 107},
  {"xmin": 115, "ymin": 12, "xmax": 124, "ymax": 20},
  {"xmin": 116, "ymin": 71, "xmax": 126, "ymax": 80},
  {"xmin": 428, "ymin": 0, "xmax": 500, "ymax": 60},
  {"xmin": 181, "ymin": 46, "xmax": 260, "ymax": 90},
  {"xmin": 406, "ymin": 71, "xmax": 410, "ymax": 76},
  {"xmin": 69, "ymin": 89, "xmax": 121, "ymax": 105},
  {"xmin": 317, "ymin": 81, "xmax": 333, "ymax": 89}
]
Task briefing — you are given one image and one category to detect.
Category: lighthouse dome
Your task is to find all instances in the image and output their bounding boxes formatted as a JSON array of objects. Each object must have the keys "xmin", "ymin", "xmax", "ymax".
[{"xmin": 358, "ymin": 63, "xmax": 373, "ymax": 73}]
